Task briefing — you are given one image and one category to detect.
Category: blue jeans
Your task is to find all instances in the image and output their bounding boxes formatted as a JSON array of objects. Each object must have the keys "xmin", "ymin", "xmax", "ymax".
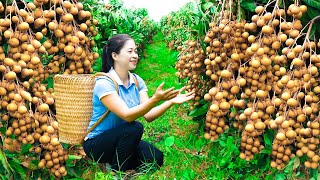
[{"xmin": 83, "ymin": 121, "xmax": 164, "ymax": 171}]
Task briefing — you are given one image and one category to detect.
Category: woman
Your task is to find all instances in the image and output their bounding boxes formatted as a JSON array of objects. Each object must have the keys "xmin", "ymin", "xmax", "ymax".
[{"xmin": 82, "ymin": 34, "xmax": 195, "ymax": 172}]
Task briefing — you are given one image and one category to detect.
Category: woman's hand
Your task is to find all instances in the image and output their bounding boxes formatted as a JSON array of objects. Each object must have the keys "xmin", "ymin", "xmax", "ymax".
[
  {"xmin": 169, "ymin": 87, "xmax": 195, "ymax": 105},
  {"xmin": 152, "ymin": 82, "xmax": 180, "ymax": 102}
]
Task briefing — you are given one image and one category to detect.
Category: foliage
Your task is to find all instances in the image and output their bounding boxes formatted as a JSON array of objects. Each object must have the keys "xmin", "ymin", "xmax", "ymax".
[
  {"xmin": 81, "ymin": 0, "xmax": 158, "ymax": 72},
  {"xmin": 160, "ymin": 0, "xmax": 215, "ymax": 50}
]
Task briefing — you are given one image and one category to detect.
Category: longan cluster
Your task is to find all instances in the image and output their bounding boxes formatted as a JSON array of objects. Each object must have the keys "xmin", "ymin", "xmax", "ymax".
[
  {"xmin": 175, "ymin": 40, "xmax": 211, "ymax": 110},
  {"xmin": 200, "ymin": 1, "xmax": 319, "ymax": 170},
  {"xmin": 0, "ymin": 0, "xmax": 99, "ymax": 177}
]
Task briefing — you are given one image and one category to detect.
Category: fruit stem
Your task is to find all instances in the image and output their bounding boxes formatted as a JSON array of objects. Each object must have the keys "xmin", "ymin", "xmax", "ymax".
[
  {"xmin": 229, "ymin": 0, "xmax": 232, "ymax": 20},
  {"xmin": 306, "ymin": 15, "xmax": 320, "ymax": 39},
  {"xmin": 237, "ymin": 0, "xmax": 241, "ymax": 22},
  {"xmin": 221, "ymin": 0, "xmax": 226, "ymax": 18}
]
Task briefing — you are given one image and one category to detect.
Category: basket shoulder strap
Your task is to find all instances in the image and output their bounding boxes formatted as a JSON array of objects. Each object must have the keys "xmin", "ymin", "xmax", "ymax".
[
  {"xmin": 81, "ymin": 73, "xmax": 119, "ymax": 144},
  {"xmin": 80, "ymin": 110, "xmax": 110, "ymax": 144},
  {"xmin": 106, "ymin": 74, "xmax": 119, "ymax": 93},
  {"xmin": 132, "ymin": 74, "xmax": 139, "ymax": 89},
  {"xmin": 93, "ymin": 72, "xmax": 108, "ymax": 77}
]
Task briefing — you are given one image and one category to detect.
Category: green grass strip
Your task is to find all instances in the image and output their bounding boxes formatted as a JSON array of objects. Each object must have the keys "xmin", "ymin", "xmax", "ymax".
[{"xmin": 132, "ymin": 33, "xmax": 214, "ymax": 179}]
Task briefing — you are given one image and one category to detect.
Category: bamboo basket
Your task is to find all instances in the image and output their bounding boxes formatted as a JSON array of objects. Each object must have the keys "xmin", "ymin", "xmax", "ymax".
[{"xmin": 53, "ymin": 74, "xmax": 95, "ymax": 145}]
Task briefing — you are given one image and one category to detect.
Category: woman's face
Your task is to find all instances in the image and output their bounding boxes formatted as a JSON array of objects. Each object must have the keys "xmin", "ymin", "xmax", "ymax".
[{"xmin": 113, "ymin": 39, "xmax": 138, "ymax": 71}]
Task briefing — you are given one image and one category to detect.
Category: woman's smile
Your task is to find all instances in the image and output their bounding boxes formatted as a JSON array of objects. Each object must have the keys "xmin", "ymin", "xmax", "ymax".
[{"xmin": 130, "ymin": 59, "xmax": 137, "ymax": 65}]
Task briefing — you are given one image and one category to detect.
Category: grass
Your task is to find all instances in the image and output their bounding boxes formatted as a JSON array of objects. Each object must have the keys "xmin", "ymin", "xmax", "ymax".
[
  {"xmin": 132, "ymin": 33, "xmax": 212, "ymax": 179},
  {"xmin": 87, "ymin": 33, "xmax": 312, "ymax": 180}
]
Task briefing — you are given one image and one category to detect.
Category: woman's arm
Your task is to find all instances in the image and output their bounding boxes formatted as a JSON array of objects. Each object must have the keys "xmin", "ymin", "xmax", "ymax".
[
  {"xmin": 142, "ymin": 92, "xmax": 173, "ymax": 122},
  {"xmin": 141, "ymin": 87, "xmax": 195, "ymax": 122},
  {"xmin": 100, "ymin": 82, "xmax": 179, "ymax": 122}
]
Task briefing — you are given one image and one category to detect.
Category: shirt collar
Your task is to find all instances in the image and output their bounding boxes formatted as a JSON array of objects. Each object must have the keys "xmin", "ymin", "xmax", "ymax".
[{"xmin": 109, "ymin": 68, "xmax": 135, "ymax": 86}]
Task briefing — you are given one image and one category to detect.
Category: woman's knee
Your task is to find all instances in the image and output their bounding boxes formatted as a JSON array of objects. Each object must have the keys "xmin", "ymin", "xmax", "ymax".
[
  {"xmin": 122, "ymin": 121, "xmax": 144, "ymax": 142},
  {"xmin": 131, "ymin": 121, "xmax": 144, "ymax": 136}
]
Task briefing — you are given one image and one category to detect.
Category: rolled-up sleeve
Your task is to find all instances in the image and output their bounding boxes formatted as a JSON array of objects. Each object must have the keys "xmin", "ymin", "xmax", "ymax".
[{"xmin": 94, "ymin": 77, "xmax": 117, "ymax": 100}]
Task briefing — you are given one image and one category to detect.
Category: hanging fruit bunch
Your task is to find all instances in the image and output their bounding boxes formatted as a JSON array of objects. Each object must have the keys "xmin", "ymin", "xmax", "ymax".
[
  {"xmin": 175, "ymin": 40, "xmax": 212, "ymax": 110},
  {"xmin": 198, "ymin": 0, "xmax": 319, "ymax": 171},
  {"xmin": 201, "ymin": 0, "xmax": 252, "ymax": 141},
  {"xmin": 0, "ymin": 0, "xmax": 98, "ymax": 178}
]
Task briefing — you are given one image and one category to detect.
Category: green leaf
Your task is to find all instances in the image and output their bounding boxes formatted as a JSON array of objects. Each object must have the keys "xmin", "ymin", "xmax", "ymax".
[
  {"xmin": 275, "ymin": 174, "xmax": 285, "ymax": 180},
  {"xmin": 284, "ymin": 157, "xmax": 295, "ymax": 173},
  {"xmin": 29, "ymin": 159, "xmax": 39, "ymax": 170},
  {"xmin": 231, "ymin": 107, "xmax": 236, "ymax": 114},
  {"xmin": 226, "ymin": 136, "xmax": 236, "ymax": 151},
  {"xmin": 40, "ymin": 36, "xmax": 47, "ymax": 44},
  {"xmin": 40, "ymin": 54, "xmax": 53, "ymax": 66},
  {"xmin": 293, "ymin": 157, "xmax": 300, "ymax": 169},
  {"xmin": 165, "ymin": 146, "xmax": 171, "ymax": 153},
  {"xmin": 195, "ymin": 138, "xmax": 206, "ymax": 151},
  {"xmin": 0, "ymin": 149, "xmax": 12, "ymax": 174},
  {"xmin": 68, "ymin": 155, "xmax": 82, "ymax": 161},
  {"xmin": 219, "ymin": 139, "xmax": 226, "ymax": 147},
  {"xmin": 46, "ymin": 75, "xmax": 54, "ymax": 89},
  {"xmin": 310, "ymin": 168, "xmax": 318, "ymax": 180},
  {"xmin": 259, "ymin": 149, "xmax": 271, "ymax": 154},
  {"xmin": 61, "ymin": 142, "xmax": 69, "ymax": 149},
  {"xmin": 0, "ymin": 127, "xmax": 6, "ymax": 136},
  {"xmin": 305, "ymin": 6, "xmax": 320, "ymax": 39},
  {"xmin": 240, "ymin": 0, "xmax": 257, "ymax": 12},
  {"xmin": 8, "ymin": 159, "xmax": 26, "ymax": 179},
  {"xmin": 238, "ymin": 7, "xmax": 246, "ymax": 21},
  {"xmin": 21, "ymin": 143, "xmax": 32, "ymax": 155},
  {"xmin": 183, "ymin": 169, "xmax": 195, "ymax": 180},
  {"xmin": 189, "ymin": 102, "xmax": 209, "ymax": 117},
  {"xmin": 189, "ymin": 170, "xmax": 195, "ymax": 179},
  {"xmin": 1, "ymin": 0, "xmax": 12, "ymax": 4},
  {"xmin": 264, "ymin": 133, "xmax": 271, "ymax": 146},
  {"xmin": 3, "ymin": 44, "xmax": 8, "ymax": 54},
  {"xmin": 66, "ymin": 167, "xmax": 81, "ymax": 178},
  {"xmin": 3, "ymin": 151, "xmax": 17, "ymax": 158},
  {"xmin": 190, "ymin": 24, "xmax": 200, "ymax": 33},
  {"xmin": 220, "ymin": 158, "xmax": 227, "ymax": 166},
  {"xmin": 202, "ymin": 2, "xmax": 214, "ymax": 11},
  {"xmin": 93, "ymin": 46, "xmax": 99, "ymax": 53},
  {"xmin": 165, "ymin": 136, "xmax": 175, "ymax": 147},
  {"xmin": 306, "ymin": 6, "xmax": 320, "ymax": 19},
  {"xmin": 303, "ymin": 0, "xmax": 320, "ymax": 9},
  {"xmin": 94, "ymin": 33, "xmax": 102, "ymax": 41},
  {"xmin": 263, "ymin": 129, "xmax": 275, "ymax": 146},
  {"xmin": 182, "ymin": 170, "xmax": 190, "ymax": 179}
]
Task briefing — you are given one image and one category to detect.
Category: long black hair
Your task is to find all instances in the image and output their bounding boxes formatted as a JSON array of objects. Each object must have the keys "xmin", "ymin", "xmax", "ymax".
[{"xmin": 102, "ymin": 34, "xmax": 133, "ymax": 73}]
